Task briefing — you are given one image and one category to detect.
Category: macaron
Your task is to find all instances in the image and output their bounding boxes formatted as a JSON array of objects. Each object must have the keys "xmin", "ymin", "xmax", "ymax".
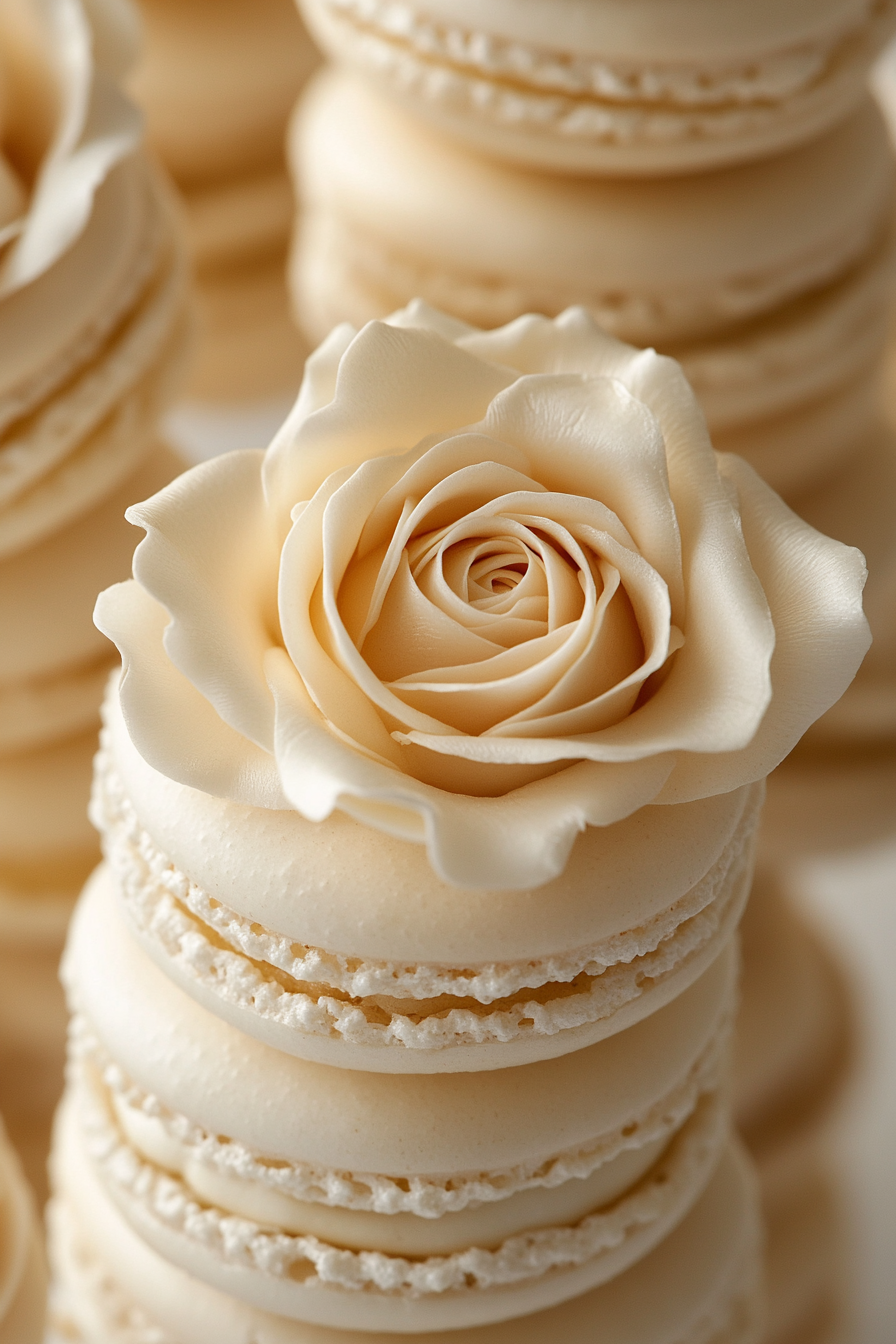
[
  {"xmin": 298, "ymin": 0, "xmax": 896, "ymax": 176},
  {"xmin": 130, "ymin": 0, "xmax": 319, "ymax": 188},
  {"xmin": 96, "ymin": 679, "xmax": 761, "ymax": 1073},
  {"xmin": 292, "ymin": 73, "xmax": 894, "ymax": 496},
  {"xmin": 0, "ymin": 159, "xmax": 191, "ymax": 560},
  {"xmin": 0, "ymin": 1119, "xmax": 46, "ymax": 1344},
  {"xmin": 62, "ymin": 866, "xmax": 738, "ymax": 1330}
]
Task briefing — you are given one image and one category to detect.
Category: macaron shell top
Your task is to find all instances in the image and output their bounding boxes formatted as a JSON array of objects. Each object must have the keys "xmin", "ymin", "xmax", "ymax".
[
  {"xmin": 103, "ymin": 680, "xmax": 754, "ymax": 966},
  {"xmin": 65, "ymin": 871, "xmax": 736, "ymax": 1183},
  {"xmin": 294, "ymin": 75, "xmax": 894, "ymax": 349},
  {"xmin": 299, "ymin": 0, "xmax": 896, "ymax": 174}
]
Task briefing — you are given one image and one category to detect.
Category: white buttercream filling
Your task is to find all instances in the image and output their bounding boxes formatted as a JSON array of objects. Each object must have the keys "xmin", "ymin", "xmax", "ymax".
[
  {"xmin": 77, "ymin": 1063, "xmax": 727, "ymax": 1296},
  {"xmin": 94, "ymin": 748, "xmax": 760, "ymax": 1047},
  {"xmin": 112, "ymin": 1097, "xmax": 667, "ymax": 1255},
  {"xmin": 315, "ymin": 0, "xmax": 883, "ymax": 106},
  {"xmin": 71, "ymin": 1000, "xmax": 730, "ymax": 1224}
]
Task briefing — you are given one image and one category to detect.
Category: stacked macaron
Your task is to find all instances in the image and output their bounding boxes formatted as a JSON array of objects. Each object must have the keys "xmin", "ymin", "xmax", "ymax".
[
  {"xmin": 129, "ymin": 0, "xmax": 318, "ymax": 413},
  {"xmin": 47, "ymin": 303, "xmax": 870, "ymax": 1340},
  {"xmin": 735, "ymin": 870, "xmax": 856, "ymax": 1343},
  {"xmin": 0, "ymin": 1114, "xmax": 46, "ymax": 1343},
  {"xmin": 290, "ymin": 0, "xmax": 896, "ymax": 818},
  {"xmin": 0, "ymin": 0, "xmax": 189, "ymax": 1194}
]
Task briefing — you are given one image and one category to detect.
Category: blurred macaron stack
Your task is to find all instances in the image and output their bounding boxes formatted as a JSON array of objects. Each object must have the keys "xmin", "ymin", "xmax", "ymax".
[
  {"xmin": 129, "ymin": 0, "xmax": 319, "ymax": 447},
  {"xmin": 0, "ymin": 0, "xmax": 190, "ymax": 1199},
  {"xmin": 288, "ymin": 2, "xmax": 896, "ymax": 1337}
]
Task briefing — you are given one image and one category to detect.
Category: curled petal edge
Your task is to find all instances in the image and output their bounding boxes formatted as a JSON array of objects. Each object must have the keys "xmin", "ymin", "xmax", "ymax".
[{"xmin": 267, "ymin": 647, "xmax": 675, "ymax": 889}]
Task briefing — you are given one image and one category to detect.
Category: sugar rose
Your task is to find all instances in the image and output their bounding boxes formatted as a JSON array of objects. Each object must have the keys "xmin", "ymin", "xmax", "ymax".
[
  {"xmin": 97, "ymin": 304, "xmax": 870, "ymax": 887},
  {"xmin": 0, "ymin": 0, "xmax": 140, "ymax": 294}
]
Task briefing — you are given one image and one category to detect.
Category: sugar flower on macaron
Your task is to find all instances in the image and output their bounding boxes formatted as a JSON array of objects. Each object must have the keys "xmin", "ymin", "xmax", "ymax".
[
  {"xmin": 96, "ymin": 303, "xmax": 871, "ymax": 888},
  {"xmin": 0, "ymin": 0, "xmax": 141, "ymax": 293}
]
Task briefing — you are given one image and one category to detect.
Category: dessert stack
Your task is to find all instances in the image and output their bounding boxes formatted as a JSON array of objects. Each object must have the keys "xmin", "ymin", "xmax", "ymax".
[
  {"xmin": 289, "ymin": 3, "xmax": 896, "ymax": 1335},
  {"xmin": 0, "ymin": 0, "xmax": 190, "ymax": 1198},
  {"xmin": 130, "ymin": 0, "xmax": 318, "ymax": 419},
  {"xmin": 291, "ymin": 0, "xmax": 896, "ymax": 847},
  {"xmin": 46, "ymin": 302, "xmax": 869, "ymax": 1341}
]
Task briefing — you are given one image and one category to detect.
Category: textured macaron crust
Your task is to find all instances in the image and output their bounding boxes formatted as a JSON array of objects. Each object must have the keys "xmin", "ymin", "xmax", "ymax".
[
  {"xmin": 64, "ymin": 872, "xmax": 734, "ymax": 1260},
  {"xmin": 298, "ymin": 0, "xmax": 896, "ymax": 175},
  {"xmin": 49, "ymin": 1127, "xmax": 764, "ymax": 1342},
  {"xmin": 293, "ymin": 76, "xmax": 894, "ymax": 496},
  {"xmin": 94, "ymin": 683, "xmax": 757, "ymax": 1070}
]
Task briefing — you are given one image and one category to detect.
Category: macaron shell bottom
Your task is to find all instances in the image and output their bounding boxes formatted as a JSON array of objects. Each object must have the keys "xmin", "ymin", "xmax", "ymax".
[{"xmin": 47, "ymin": 1126, "xmax": 764, "ymax": 1343}]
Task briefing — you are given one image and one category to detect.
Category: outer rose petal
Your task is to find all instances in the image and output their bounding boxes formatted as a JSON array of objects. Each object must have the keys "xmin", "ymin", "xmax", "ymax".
[
  {"xmin": 126, "ymin": 450, "xmax": 281, "ymax": 753},
  {"xmin": 656, "ymin": 455, "xmax": 871, "ymax": 803},
  {"xmin": 267, "ymin": 647, "xmax": 675, "ymax": 889},
  {"xmin": 262, "ymin": 320, "xmax": 516, "ymax": 531},
  {"xmin": 95, "ymin": 581, "xmax": 287, "ymax": 808}
]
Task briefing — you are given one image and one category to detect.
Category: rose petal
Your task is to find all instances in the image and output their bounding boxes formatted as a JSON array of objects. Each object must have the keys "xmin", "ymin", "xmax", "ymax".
[
  {"xmin": 268, "ymin": 645, "xmax": 675, "ymax": 889},
  {"xmin": 656, "ymin": 454, "xmax": 872, "ymax": 802},
  {"xmin": 95, "ymin": 581, "xmax": 287, "ymax": 808},
  {"xmin": 127, "ymin": 450, "xmax": 281, "ymax": 754},
  {"xmin": 482, "ymin": 372, "xmax": 685, "ymax": 621},
  {"xmin": 262, "ymin": 321, "xmax": 516, "ymax": 531}
]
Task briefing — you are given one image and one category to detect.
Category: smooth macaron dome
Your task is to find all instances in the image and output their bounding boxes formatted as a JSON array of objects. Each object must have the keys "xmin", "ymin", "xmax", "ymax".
[
  {"xmin": 293, "ymin": 73, "xmax": 894, "ymax": 496},
  {"xmin": 297, "ymin": 0, "xmax": 896, "ymax": 175},
  {"xmin": 95, "ymin": 678, "xmax": 761, "ymax": 1072},
  {"xmin": 63, "ymin": 873, "xmax": 738, "ymax": 1330}
]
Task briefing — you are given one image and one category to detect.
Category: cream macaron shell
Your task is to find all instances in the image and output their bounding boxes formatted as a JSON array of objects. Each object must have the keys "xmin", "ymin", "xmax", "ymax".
[
  {"xmin": 0, "ymin": 1120, "xmax": 46, "ymax": 1344},
  {"xmin": 48, "ymin": 1130, "xmax": 764, "ymax": 1344},
  {"xmin": 293, "ymin": 75, "xmax": 894, "ymax": 495},
  {"xmin": 130, "ymin": 0, "xmax": 319, "ymax": 188},
  {"xmin": 97, "ymin": 680, "xmax": 760, "ymax": 1071},
  {"xmin": 63, "ymin": 883, "xmax": 733, "ymax": 1326},
  {"xmin": 298, "ymin": 0, "xmax": 895, "ymax": 176},
  {"xmin": 0, "ymin": 163, "xmax": 190, "ymax": 561},
  {"xmin": 65, "ymin": 870, "xmax": 734, "ymax": 1243}
]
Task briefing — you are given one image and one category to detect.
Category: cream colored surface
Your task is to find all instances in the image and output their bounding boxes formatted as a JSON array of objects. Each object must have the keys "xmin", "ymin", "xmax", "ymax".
[
  {"xmin": 184, "ymin": 169, "xmax": 295, "ymax": 272},
  {"xmin": 295, "ymin": 79, "xmax": 893, "ymax": 348},
  {"xmin": 103, "ymin": 682, "xmax": 755, "ymax": 965},
  {"xmin": 298, "ymin": 0, "xmax": 895, "ymax": 175},
  {"xmin": 108, "ymin": 1091, "xmax": 668, "ymax": 1253},
  {"xmin": 0, "ymin": 446, "xmax": 183, "ymax": 690},
  {"xmin": 734, "ymin": 871, "xmax": 853, "ymax": 1147},
  {"xmin": 787, "ymin": 427, "xmax": 896, "ymax": 751},
  {"xmin": 292, "ymin": 76, "xmax": 894, "ymax": 497},
  {"xmin": 131, "ymin": 0, "xmax": 318, "ymax": 187},
  {"xmin": 188, "ymin": 252, "xmax": 308, "ymax": 404},
  {"xmin": 0, "ymin": 1120, "xmax": 46, "ymax": 1343},
  {"xmin": 0, "ymin": 731, "xmax": 98, "ymax": 877},
  {"xmin": 48, "ymin": 1133, "xmax": 764, "ymax": 1343},
  {"xmin": 66, "ymin": 873, "xmax": 735, "ymax": 1186},
  {"xmin": 763, "ymin": 1166, "xmax": 845, "ymax": 1344}
]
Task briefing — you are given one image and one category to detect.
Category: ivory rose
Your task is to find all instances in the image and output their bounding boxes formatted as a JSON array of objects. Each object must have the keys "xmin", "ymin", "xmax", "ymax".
[
  {"xmin": 97, "ymin": 303, "xmax": 870, "ymax": 887},
  {"xmin": 0, "ymin": 0, "xmax": 140, "ymax": 294}
]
